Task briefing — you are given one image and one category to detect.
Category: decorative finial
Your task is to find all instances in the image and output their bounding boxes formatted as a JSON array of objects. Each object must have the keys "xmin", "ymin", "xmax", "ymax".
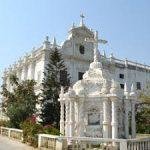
[
  {"xmin": 46, "ymin": 35, "xmax": 49, "ymax": 41},
  {"xmin": 103, "ymin": 50, "xmax": 106, "ymax": 57},
  {"xmin": 124, "ymin": 82, "xmax": 129, "ymax": 98},
  {"xmin": 80, "ymin": 13, "xmax": 85, "ymax": 26},
  {"xmin": 52, "ymin": 37, "xmax": 57, "ymax": 48},
  {"xmin": 110, "ymin": 79, "xmax": 120, "ymax": 95},
  {"xmin": 125, "ymin": 58, "xmax": 128, "ymax": 67},
  {"xmin": 72, "ymin": 22, "xmax": 75, "ymax": 29},
  {"xmin": 130, "ymin": 83, "xmax": 136, "ymax": 97},
  {"xmin": 93, "ymin": 31, "xmax": 100, "ymax": 62}
]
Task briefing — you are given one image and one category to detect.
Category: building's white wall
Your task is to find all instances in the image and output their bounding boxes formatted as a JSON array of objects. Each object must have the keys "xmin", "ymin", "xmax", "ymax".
[{"xmin": 2, "ymin": 24, "xmax": 150, "ymax": 96}]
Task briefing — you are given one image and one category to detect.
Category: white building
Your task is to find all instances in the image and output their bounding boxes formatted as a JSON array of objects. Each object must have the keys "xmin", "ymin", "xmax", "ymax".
[
  {"xmin": 59, "ymin": 40, "xmax": 137, "ymax": 139},
  {"xmin": 2, "ymin": 16, "xmax": 150, "ymax": 100}
]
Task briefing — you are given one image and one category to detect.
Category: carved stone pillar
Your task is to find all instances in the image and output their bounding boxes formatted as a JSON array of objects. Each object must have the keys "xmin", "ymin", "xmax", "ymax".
[
  {"xmin": 60, "ymin": 101, "xmax": 65, "ymax": 136},
  {"xmin": 78, "ymin": 99, "xmax": 84, "ymax": 137},
  {"xmin": 65, "ymin": 101, "xmax": 70, "ymax": 136},
  {"xmin": 69, "ymin": 100, "xmax": 74, "ymax": 137},
  {"xmin": 131, "ymin": 100, "xmax": 136, "ymax": 138},
  {"xmin": 111, "ymin": 98, "xmax": 118, "ymax": 139},
  {"xmin": 103, "ymin": 98, "xmax": 110, "ymax": 138},
  {"xmin": 124, "ymin": 100, "xmax": 129, "ymax": 139}
]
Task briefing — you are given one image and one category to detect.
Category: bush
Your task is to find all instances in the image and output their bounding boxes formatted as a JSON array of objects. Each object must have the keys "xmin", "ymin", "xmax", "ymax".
[
  {"xmin": 43, "ymin": 124, "xmax": 60, "ymax": 135},
  {"xmin": 0, "ymin": 120, "xmax": 10, "ymax": 127},
  {"xmin": 20, "ymin": 116, "xmax": 43, "ymax": 147},
  {"xmin": 20, "ymin": 116, "xmax": 60, "ymax": 147}
]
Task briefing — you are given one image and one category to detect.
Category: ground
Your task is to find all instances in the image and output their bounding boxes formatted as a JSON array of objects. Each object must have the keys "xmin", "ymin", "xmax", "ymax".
[{"xmin": 0, "ymin": 135, "xmax": 36, "ymax": 150}]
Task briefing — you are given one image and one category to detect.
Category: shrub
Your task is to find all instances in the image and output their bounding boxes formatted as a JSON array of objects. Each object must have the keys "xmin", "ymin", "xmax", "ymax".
[
  {"xmin": 20, "ymin": 116, "xmax": 43, "ymax": 147},
  {"xmin": 0, "ymin": 120, "xmax": 10, "ymax": 127},
  {"xmin": 20, "ymin": 116, "xmax": 60, "ymax": 147},
  {"xmin": 43, "ymin": 124, "xmax": 60, "ymax": 135}
]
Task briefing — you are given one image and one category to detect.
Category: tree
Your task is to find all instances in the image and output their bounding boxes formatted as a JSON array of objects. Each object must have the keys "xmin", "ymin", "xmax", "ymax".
[
  {"xmin": 1, "ymin": 75, "xmax": 38, "ymax": 128},
  {"xmin": 41, "ymin": 48, "xmax": 70, "ymax": 128},
  {"xmin": 135, "ymin": 91, "xmax": 150, "ymax": 134}
]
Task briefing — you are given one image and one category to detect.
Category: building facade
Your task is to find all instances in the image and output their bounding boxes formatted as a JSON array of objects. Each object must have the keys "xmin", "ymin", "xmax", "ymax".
[
  {"xmin": 2, "ymin": 17, "xmax": 150, "ymax": 98},
  {"xmin": 59, "ymin": 44, "xmax": 137, "ymax": 139}
]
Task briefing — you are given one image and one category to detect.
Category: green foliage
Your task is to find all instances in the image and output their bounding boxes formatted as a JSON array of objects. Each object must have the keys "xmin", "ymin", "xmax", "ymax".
[
  {"xmin": 41, "ymin": 48, "xmax": 70, "ymax": 128},
  {"xmin": 20, "ymin": 116, "xmax": 43, "ymax": 147},
  {"xmin": 1, "ymin": 75, "xmax": 39, "ymax": 128},
  {"xmin": 20, "ymin": 117, "xmax": 59, "ymax": 147},
  {"xmin": 0, "ymin": 120, "xmax": 10, "ymax": 127},
  {"xmin": 43, "ymin": 125, "xmax": 60, "ymax": 135},
  {"xmin": 136, "ymin": 93, "xmax": 150, "ymax": 134},
  {"xmin": 136, "ymin": 103, "xmax": 150, "ymax": 134}
]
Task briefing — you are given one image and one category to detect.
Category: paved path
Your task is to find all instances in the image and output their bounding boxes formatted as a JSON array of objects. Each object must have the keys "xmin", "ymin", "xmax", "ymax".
[{"xmin": 0, "ymin": 135, "xmax": 35, "ymax": 150}]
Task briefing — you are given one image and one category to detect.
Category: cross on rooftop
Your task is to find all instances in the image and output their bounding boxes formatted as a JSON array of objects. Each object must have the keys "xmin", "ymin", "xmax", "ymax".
[
  {"xmin": 85, "ymin": 31, "xmax": 108, "ymax": 62},
  {"xmin": 80, "ymin": 13, "xmax": 85, "ymax": 26}
]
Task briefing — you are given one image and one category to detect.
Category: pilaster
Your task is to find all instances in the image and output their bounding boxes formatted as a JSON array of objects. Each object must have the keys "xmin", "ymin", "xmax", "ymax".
[
  {"xmin": 111, "ymin": 97, "xmax": 118, "ymax": 139},
  {"xmin": 65, "ymin": 101, "xmax": 70, "ymax": 136},
  {"xmin": 103, "ymin": 98, "xmax": 110, "ymax": 138},
  {"xmin": 131, "ymin": 100, "xmax": 136, "ymax": 138},
  {"xmin": 60, "ymin": 101, "xmax": 65, "ymax": 136},
  {"xmin": 124, "ymin": 100, "xmax": 129, "ymax": 139},
  {"xmin": 69, "ymin": 100, "xmax": 75, "ymax": 137}
]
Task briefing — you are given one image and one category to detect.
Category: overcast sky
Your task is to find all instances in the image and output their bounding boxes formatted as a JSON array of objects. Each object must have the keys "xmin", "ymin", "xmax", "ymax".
[{"xmin": 0, "ymin": 0, "xmax": 150, "ymax": 86}]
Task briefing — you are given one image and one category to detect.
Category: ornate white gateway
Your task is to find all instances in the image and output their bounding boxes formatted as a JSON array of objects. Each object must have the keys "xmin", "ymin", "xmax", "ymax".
[{"xmin": 59, "ymin": 31, "xmax": 137, "ymax": 140}]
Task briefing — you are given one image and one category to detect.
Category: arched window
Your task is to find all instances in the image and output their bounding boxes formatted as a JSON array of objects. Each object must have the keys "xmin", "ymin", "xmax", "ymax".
[{"xmin": 79, "ymin": 45, "xmax": 85, "ymax": 54}]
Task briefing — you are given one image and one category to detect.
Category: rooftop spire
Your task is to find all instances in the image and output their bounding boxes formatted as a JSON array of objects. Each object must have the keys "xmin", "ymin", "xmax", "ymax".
[
  {"xmin": 80, "ymin": 13, "xmax": 85, "ymax": 26},
  {"xmin": 52, "ymin": 37, "xmax": 57, "ymax": 48},
  {"xmin": 43, "ymin": 35, "xmax": 50, "ymax": 49}
]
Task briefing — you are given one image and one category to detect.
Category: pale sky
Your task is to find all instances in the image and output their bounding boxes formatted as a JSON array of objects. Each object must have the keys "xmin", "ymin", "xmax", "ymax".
[{"xmin": 0, "ymin": 0, "xmax": 150, "ymax": 86}]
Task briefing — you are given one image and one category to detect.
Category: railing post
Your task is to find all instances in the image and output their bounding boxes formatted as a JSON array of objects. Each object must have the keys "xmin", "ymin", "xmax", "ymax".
[
  {"xmin": 38, "ymin": 134, "xmax": 42, "ymax": 148},
  {"xmin": 0, "ymin": 127, "xmax": 2, "ymax": 135},
  {"xmin": 120, "ymin": 140, "xmax": 128, "ymax": 150},
  {"xmin": 8, "ymin": 128, "xmax": 11, "ymax": 138}
]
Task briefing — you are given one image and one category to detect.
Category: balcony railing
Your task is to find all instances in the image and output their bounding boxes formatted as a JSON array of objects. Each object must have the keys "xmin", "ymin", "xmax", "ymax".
[
  {"xmin": 38, "ymin": 135, "xmax": 150, "ymax": 150},
  {"xmin": 0, "ymin": 127, "xmax": 23, "ymax": 141}
]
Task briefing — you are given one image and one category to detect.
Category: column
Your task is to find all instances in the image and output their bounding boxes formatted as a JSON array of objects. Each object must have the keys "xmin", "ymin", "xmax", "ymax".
[
  {"xmin": 124, "ymin": 100, "xmax": 129, "ymax": 139},
  {"xmin": 103, "ymin": 98, "xmax": 110, "ymax": 138},
  {"xmin": 60, "ymin": 101, "xmax": 65, "ymax": 136},
  {"xmin": 78, "ymin": 100, "xmax": 84, "ymax": 137},
  {"xmin": 111, "ymin": 98, "xmax": 118, "ymax": 139},
  {"xmin": 69, "ymin": 100, "xmax": 74, "ymax": 137},
  {"xmin": 131, "ymin": 100, "xmax": 136, "ymax": 138},
  {"xmin": 65, "ymin": 101, "xmax": 70, "ymax": 136}
]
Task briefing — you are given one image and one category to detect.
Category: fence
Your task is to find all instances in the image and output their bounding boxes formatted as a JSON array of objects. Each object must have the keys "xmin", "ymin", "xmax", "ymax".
[
  {"xmin": 0, "ymin": 126, "xmax": 23, "ymax": 141},
  {"xmin": 38, "ymin": 135, "xmax": 150, "ymax": 150},
  {"xmin": 38, "ymin": 134, "xmax": 67, "ymax": 150}
]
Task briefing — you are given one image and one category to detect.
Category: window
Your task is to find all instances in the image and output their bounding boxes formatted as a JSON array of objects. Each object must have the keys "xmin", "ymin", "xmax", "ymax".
[
  {"xmin": 79, "ymin": 45, "xmax": 85, "ymax": 54},
  {"xmin": 78, "ymin": 72, "xmax": 84, "ymax": 80},
  {"xmin": 120, "ymin": 84, "xmax": 124, "ymax": 89},
  {"xmin": 60, "ymin": 70, "xmax": 68, "ymax": 86},
  {"xmin": 88, "ymin": 113, "xmax": 100, "ymax": 125},
  {"xmin": 137, "ymin": 82, "xmax": 141, "ymax": 90},
  {"xmin": 119, "ymin": 74, "xmax": 124, "ymax": 79}
]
